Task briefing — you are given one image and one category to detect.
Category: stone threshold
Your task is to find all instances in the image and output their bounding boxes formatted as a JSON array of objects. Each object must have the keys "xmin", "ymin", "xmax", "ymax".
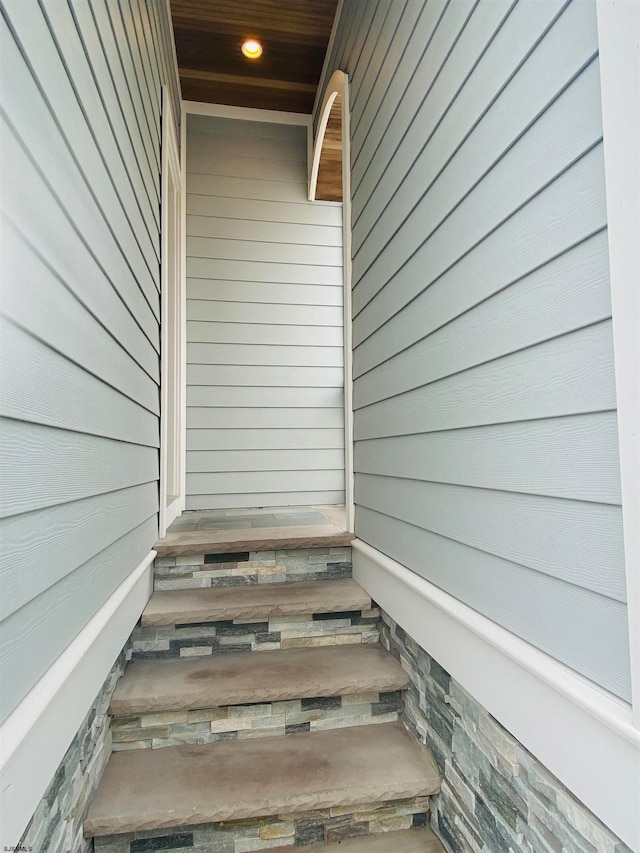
[
  {"xmin": 85, "ymin": 723, "xmax": 441, "ymax": 836},
  {"xmin": 154, "ymin": 525, "xmax": 354, "ymax": 558}
]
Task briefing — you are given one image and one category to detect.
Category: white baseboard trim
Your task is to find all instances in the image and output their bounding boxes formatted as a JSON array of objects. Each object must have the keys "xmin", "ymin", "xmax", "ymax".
[
  {"xmin": 0, "ymin": 550, "xmax": 156, "ymax": 847},
  {"xmin": 352, "ymin": 539, "xmax": 640, "ymax": 851}
]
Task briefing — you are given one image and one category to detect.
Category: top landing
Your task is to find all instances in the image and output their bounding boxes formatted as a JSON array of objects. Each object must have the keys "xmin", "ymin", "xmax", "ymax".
[{"xmin": 154, "ymin": 505, "xmax": 353, "ymax": 557}]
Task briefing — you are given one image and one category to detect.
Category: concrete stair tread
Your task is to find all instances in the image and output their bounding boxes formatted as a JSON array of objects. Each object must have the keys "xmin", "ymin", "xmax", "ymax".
[
  {"xmin": 110, "ymin": 644, "xmax": 409, "ymax": 716},
  {"xmin": 154, "ymin": 524, "xmax": 354, "ymax": 558},
  {"xmin": 84, "ymin": 722, "xmax": 440, "ymax": 836},
  {"xmin": 142, "ymin": 578, "xmax": 371, "ymax": 627},
  {"xmin": 264, "ymin": 828, "xmax": 445, "ymax": 853}
]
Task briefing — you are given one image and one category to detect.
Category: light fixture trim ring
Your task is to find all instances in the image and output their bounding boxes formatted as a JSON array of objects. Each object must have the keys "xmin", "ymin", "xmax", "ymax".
[{"xmin": 241, "ymin": 39, "xmax": 263, "ymax": 59}]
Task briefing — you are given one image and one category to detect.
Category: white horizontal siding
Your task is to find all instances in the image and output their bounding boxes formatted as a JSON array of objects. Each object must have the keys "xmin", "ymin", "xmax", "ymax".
[
  {"xmin": 187, "ymin": 469, "xmax": 344, "ymax": 496},
  {"xmin": 187, "ymin": 194, "xmax": 342, "ymax": 226},
  {"xmin": 186, "ymin": 116, "xmax": 345, "ymax": 510},
  {"xmin": 355, "ymin": 473, "xmax": 625, "ymax": 601},
  {"xmin": 355, "ymin": 507, "xmax": 629, "ymax": 702},
  {"xmin": 0, "ymin": 517, "xmax": 157, "ymax": 723},
  {"xmin": 0, "ymin": 0, "xmax": 178, "ymax": 722},
  {"xmin": 321, "ymin": 0, "xmax": 629, "ymax": 699},
  {"xmin": 188, "ymin": 257, "xmax": 343, "ymax": 286},
  {"xmin": 187, "ymin": 300, "xmax": 343, "ymax": 326},
  {"xmin": 187, "ymin": 386, "xmax": 344, "ymax": 408},
  {"xmin": 354, "ymin": 412, "xmax": 622, "ymax": 505},
  {"xmin": 188, "ymin": 490, "xmax": 346, "ymax": 512},
  {"xmin": 187, "ymin": 428, "xmax": 345, "ymax": 451},
  {"xmin": 188, "ymin": 321, "xmax": 344, "ymax": 347}
]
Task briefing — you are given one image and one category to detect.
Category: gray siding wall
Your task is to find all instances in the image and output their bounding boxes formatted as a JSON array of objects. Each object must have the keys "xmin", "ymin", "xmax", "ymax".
[
  {"xmin": 186, "ymin": 115, "xmax": 345, "ymax": 510},
  {"xmin": 0, "ymin": 0, "xmax": 180, "ymax": 723},
  {"xmin": 318, "ymin": 0, "xmax": 629, "ymax": 700}
]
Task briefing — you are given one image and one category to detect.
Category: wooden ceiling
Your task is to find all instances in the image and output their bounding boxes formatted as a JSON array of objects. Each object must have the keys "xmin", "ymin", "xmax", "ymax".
[
  {"xmin": 170, "ymin": 0, "xmax": 339, "ymax": 114},
  {"xmin": 315, "ymin": 96, "xmax": 342, "ymax": 202}
]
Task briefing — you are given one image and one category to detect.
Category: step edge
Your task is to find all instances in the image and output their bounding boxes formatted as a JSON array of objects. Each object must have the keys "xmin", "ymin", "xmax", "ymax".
[
  {"xmin": 110, "ymin": 644, "xmax": 407, "ymax": 715},
  {"xmin": 109, "ymin": 673, "xmax": 410, "ymax": 717},
  {"xmin": 141, "ymin": 598, "xmax": 373, "ymax": 627},
  {"xmin": 141, "ymin": 579, "xmax": 371, "ymax": 627},
  {"xmin": 154, "ymin": 531, "xmax": 355, "ymax": 558},
  {"xmin": 85, "ymin": 780, "xmax": 441, "ymax": 837},
  {"xmin": 141, "ymin": 599, "xmax": 373, "ymax": 626},
  {"xmin": 85, "ymin": 723, "xmax": 442, "ymax": 837}
]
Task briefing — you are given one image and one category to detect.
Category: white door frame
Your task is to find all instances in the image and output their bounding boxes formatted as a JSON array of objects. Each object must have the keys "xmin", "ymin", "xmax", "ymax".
[{"xmin": 159, "ymin": 85, "xmax": 185, "ymax": 538}]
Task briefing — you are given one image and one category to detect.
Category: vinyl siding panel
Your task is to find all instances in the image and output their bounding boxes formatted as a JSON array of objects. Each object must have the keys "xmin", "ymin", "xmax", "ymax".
[
  {"xmin": 188, "ymin": 321, "xmax": 343, "ymax": 346},
  {"xmin": 0, "ymin": 0, "xmax": 179, "ymax": 722},
  {"xmin": 356, "ymin": 507, "xmax": 630, "ymax": 701},
  {"xmin": 0, "ymin": 517, "xmax": 157, "ymax": 725},
  {"xmin": 319, "ymin": 0, "xmax": 629, "ymax": 699},
  {"xmin": 190, "ymin": 490, "xmax": 346, "ymax": 512},
  {"xmin": 187, "ymin": 386, "xmax": 344, "ymax": 409},
  {"xmin": 186, "ymin": 116, "xmax": 345, "ymax": 510},
  {"xmin": 187, "ymin": 428, "xmax": 345, "ymax": 451}
]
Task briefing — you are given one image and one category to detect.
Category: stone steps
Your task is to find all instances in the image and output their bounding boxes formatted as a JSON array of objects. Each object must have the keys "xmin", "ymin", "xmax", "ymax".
[
  {"xmin": 264, "ymin": 827, "xmax": 445, "ymax": 852},
  {"xmin": 154, "ymin": 524, "xmax": 354, "ymax": 559},
  {"xmin": 153, "ymin": 545, "xmax": 353, "ymax": 592},
  {"xmin": 131, "ymin": 578, "xmax": 378, "ymax": 662},
  {"xmin": 110, "ymin": 644, "xmax": 409, "ymax": 750},
  {"xmin": 86, "ymin": 538, "xmax": 444, "ymax": 852},
  {"xmin": 86, "ymin": 722, "xmax": 440, "ymax": 838},
  {"xmin": 142, "ymin": 578, "xmax": 370, "ymax": 626},
  {"xmin": 112, "ymin": 644, "xmax": 409, "ymax": 715}
]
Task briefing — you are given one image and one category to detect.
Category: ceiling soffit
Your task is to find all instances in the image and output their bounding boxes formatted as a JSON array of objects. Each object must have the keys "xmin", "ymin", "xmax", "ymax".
[{"xmin": 170, "ymin": 0, "xmax": 339, "ymax": 114}]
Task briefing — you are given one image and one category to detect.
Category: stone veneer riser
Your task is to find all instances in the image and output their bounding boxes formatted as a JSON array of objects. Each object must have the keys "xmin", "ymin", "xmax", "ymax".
[
  {"xmin": 18, "ymin": 645, "xmax": 131, "ymax": 853},
  {"xmin": 153, "ymin": 547, "xmax": 353, "ymax": 591},
  {"xmin": 111, "ymin": 690, "xmax": 403, "ymax": 751},
  {"xmin": 93, "ymin": 798, "xmax": 431, "ymax": 853},
  {"xmin": 379, "ymin": 614, "xmax": 632, "ymax": 853},
  {"xmin": 131, "ymin": 609, "xmax": 379, "ymax": 660}
]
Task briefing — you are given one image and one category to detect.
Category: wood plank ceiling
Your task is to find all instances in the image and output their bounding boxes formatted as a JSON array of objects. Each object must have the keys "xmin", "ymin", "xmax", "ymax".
[{"xmin": 170, "ymin": 0, "xmax": 339, "ymax": 114}]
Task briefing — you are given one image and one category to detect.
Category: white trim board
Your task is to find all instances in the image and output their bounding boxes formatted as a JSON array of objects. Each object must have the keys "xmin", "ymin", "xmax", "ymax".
[
  {"xmin": 352, "ymin": 540, "xmax": 640, "ymax": 850},
  {"xmin": 308, "ymin": 70, "xmax": 355, "ymax": 532},
  {"xmin": 341, "ymin": 77, "xmax": 354, "ymax": 533},
  {"xmin": 179, "ymin": 99, "xmax": 188, "ymax": 508},
  {"xmin": 162, "ymin": 0, "xmax": 181, "ymax": 111},
  {"xmin": 596, "ymin": 0, "xmax": 640, "ymax": 727},
  {"xmin": 159, "ymin": 85, "xmax": 185, "ymax": 539},
  {"xmin": 0, "ymin": 551, "xmax": 156, "ymax": 847},
  {"xmin": 183, "ymin": 100, "xmax": 311, "ymax": 127}
]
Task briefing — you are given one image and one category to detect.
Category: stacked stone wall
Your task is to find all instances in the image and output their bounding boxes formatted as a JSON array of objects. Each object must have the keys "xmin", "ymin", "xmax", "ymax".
[
  {"xmin": 379, "ymin": 612, "xmax": 632, "ymax": 853},
  {"xmin": 18, "ymin": 646, "xmax": 130, "ymax": 853}
]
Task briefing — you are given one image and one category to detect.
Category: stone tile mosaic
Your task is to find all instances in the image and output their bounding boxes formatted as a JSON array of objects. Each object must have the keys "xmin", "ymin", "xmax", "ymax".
[
  {"xmin": 130, "ymin": 607, "xmax": 380, "ymax": 661},
  {"xmin": 93, "ymin": 797, "xmax": 430, "ymax": 853},
  {"xmin": 379, "ymin": 613, "xmax": 633, "ymax": 853},
  {"xmin": 153, "ymin": 547, "xmax": 353, "ymax": 591},
  {"xmin": 111, "ymin": 691, "xmax": 403, "ymax": 750}
]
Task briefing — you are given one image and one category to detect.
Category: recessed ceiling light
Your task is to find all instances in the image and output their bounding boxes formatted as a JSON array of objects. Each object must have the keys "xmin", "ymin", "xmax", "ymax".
[{"xmin": 241, "ymin": 39, "xmax": 263, "ymax": 60}]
